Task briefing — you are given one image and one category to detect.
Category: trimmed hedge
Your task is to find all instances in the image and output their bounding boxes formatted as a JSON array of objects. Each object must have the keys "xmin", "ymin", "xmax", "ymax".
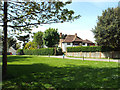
[
  {"xmin": 23, "ymin": 47, "xmax": 63, "ymax": 55},
  {"xmin": 67, "ymin": 46, "xmax": 115, "ymax": 52},
  {"xmin": 16, "ymin": 49, "xmax": 24, "ymax": 55},
  {"xmin": 23, "ymin": 48, "xmax": 55, "ymax": 55}
]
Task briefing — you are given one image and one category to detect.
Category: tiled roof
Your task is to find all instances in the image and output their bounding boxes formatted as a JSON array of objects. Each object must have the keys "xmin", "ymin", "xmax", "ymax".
[
  {"xmin": 62, "ymin": 34, "xmax": 94, "ymax": 44},
  {"xmin": 63, "ymin": 35, "xmax": 83, "ymax": 43},
  {"xmin": 82, "ymin": 39, "xmax": 93, "ymax": 43}
]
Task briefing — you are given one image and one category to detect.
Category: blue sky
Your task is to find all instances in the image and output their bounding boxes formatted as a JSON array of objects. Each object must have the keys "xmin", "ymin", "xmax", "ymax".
[{"xmin": 32, "ymin": 1, "xmax": 119, "ymax": 42}]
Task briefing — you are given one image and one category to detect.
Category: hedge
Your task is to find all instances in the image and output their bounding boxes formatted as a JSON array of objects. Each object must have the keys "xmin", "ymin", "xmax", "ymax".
[
  {"xmin": 67, "ymin": 46, "xmax": 115, "ymax": 52},
  {"xmin": 16, "ymin": 49, "xmax": 24, "ymax": 55},
  {"xmin": 23, "ymin": 47, "xmax": 63, "ymax": 55}
]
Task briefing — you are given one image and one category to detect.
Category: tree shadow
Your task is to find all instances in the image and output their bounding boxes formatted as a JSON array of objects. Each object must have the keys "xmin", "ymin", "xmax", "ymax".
[
  {"xmin": 7, "ymin": 55, "xmax": 33, "ymax": 62},
  {"xmin": 2, "ymin": 63, "xmax": 119, "ymax": 89}
]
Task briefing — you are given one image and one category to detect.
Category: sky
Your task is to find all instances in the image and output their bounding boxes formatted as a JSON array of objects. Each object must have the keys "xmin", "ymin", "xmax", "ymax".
[{"xmin": 32, "ymin": 1, "xmax": 119, "ymax": 42}]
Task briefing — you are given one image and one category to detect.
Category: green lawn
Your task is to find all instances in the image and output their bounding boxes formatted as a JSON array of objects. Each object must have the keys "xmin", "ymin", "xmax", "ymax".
[{"xmin": 2, "ymin": 55, "xmax": 119, "ymax": 89}]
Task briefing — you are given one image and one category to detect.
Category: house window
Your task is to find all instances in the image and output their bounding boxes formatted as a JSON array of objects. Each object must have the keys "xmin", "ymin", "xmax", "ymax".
[
  {"xmin": 82, "ymin": 43, "xmax": 85, "ymax": 45},
  {"xmin": 74, "ymin": 43, "xmax": 79, "ymax": 45},
  {"xmin": 67, "ymin": 43, "xmax": 70, "ymax": 45}
]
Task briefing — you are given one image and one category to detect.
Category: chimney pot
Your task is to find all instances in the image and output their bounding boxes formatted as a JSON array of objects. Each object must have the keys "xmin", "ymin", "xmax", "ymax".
[
  {"xmin": 75, "ymin": 33, "xmax": 77, "ymax": 36},
  {"xmin": 60, "ymin": 32, "xmax": 62, "ymax": 37}
]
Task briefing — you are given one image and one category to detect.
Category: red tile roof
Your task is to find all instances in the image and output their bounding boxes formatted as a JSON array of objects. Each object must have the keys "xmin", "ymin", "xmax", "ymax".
[
  {"xmin": 82, "ymin": 39, "xmax": 93, "ymax": 44},
  {"xmin": 63, "ymin": 35, "xmax": 83, "ymax": 43},
  {"xmin": 62, "ymin": 34, "xmax": 94, "ymax": 44}
]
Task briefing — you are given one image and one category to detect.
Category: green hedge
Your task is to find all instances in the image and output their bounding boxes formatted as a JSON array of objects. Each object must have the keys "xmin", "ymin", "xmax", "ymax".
[
  {"xmin": 23, "ymin": 48, "xmax": 55, "ymax": 55},
  {"xmin": 16, "ymin": 49, "xmax": 24, "ymax": 55},
  {"xmin": 67, "ymin": 46, "xmax": 114, "ymax": 52},
  {"xmin": 23, "ymin": 47, "xmax": 63, "ymax": 55}
]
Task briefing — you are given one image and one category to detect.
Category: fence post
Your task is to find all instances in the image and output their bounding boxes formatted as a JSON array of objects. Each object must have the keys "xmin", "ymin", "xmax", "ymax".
[
  {"xmin": 83, "ymin": 55, "xmax": 84, "ymax": 61},
  {"xmin": 108, "ymin": 57, "xmax": 110, "ymax": 62},
  {"xmin": 100, "ymin": 52, "xmax": 101, "ymax": 58},
  {"xmin": 89, "ymin": 52, "xmax": 91, "ymax": 58}
]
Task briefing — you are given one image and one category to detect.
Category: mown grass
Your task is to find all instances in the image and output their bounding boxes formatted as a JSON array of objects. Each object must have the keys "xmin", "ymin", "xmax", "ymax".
[{"xmin": 2, "ymin": 55, "xmax": 119, "ymax": 89}]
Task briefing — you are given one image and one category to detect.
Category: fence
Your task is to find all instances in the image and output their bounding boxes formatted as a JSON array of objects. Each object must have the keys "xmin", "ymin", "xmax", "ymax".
[{"xmin": 66, "ymin": 51, "xmax": 120, "ymax": 59}]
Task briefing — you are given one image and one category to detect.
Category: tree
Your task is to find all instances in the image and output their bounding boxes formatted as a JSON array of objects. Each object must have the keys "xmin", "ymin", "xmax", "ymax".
[
  {"xmin": 0, "ymin": 29, "xmax": 2, "ymax": 51},
  {"xmin": 12, "ymin": 42, "xmax": 21, "ymax": 50},
  {"xmin": 0, "ymin": 1, "xmax": 80, "ymax": 77},
  {"xmin": 33, "ymin": 31, "xmax": 43, "ymax": 48},
  {"xmin": 92, "ymin": 7, "xmax": 120, "ymax": 50},
  {"xmin": 7, "ymin": 36, "xmax": 17, "ymax": 48},
  {"xmin": 16, "ymin": 34, "xmax": 30, "ymax": 48},
  {"xmin": 43, "ymin": 28, "xmax": 59, "ymax": 47},
  {"xmin": 24, "ymin": 41, "xmax": 37, "ymax": 50}
]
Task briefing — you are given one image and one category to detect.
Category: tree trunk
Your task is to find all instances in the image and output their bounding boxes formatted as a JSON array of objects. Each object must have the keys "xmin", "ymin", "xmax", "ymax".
[{"xmin": 2, "ymin": 2, "xmax": 7, "ymax": 79}]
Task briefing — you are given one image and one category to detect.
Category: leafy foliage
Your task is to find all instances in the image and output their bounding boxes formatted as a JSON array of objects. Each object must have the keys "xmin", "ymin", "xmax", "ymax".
[
  {"xmin": 92, "ymin": 7, "xmax": 120, "ymax": 50},
  {"xmin": 7, "ymin": 36, "xmax": 17, "ymax": 48},
  {"xmin": 43, "ymin": 28, "xmax": 59, "ymax": 47},
  {"xmin": 16, "ymin": 49, "xmax": 24, "ymax": 55},
  {"xmin": 23, "ymin": 48, "xmax": 55, "ymax": 55},
  {"xmin": 67, "ymin": 46, "xmax": 115, "ymax": 52},
  {"xmin": 16, "ymin": 34, "xmax": 30, "ymax": 47},
  {"xmin": 33, "ymin": 31, "xmax": 43, "ymax": 48},
  {"xmin": 0, "ymin": 1, "xmax": 80, "ymax": 35},
  {"xmin": 24, "ymin": 41, "xmax": 37, "ymax": 50}
]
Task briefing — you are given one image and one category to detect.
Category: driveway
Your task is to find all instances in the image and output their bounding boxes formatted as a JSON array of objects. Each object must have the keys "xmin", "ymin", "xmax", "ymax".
[{"xmin": 45, "ymin": 56, "xmax": 119, "ymax": 62}]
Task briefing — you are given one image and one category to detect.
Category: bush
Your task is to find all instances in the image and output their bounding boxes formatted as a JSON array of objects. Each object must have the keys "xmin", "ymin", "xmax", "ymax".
[
  {"xmin": 23, "ymin": 48, "xmax": 55, "ymax": 55},
  {"xmin": 67, "ymin": 46, "xmax": 115, "ymax": 52},
  {"xmin": 56, "ymin": 47, "xmax": 63, "ymax": 55},
  {"xmin": 17, "ymin": 49, "xmax": 24, "ymax": 55}
]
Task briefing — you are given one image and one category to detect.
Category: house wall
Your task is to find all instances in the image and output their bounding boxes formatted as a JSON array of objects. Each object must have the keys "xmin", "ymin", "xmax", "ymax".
[
  {"xmin": 82, "ymin": 43, "xmax": 87, "ymax": 46},
  {"xmin": 8, "ymin": 47, "xmax": 16, "ymax": 55},
  {"xmin": 62, "ymin": 43, "xmax": 73, "ymax": 52}
]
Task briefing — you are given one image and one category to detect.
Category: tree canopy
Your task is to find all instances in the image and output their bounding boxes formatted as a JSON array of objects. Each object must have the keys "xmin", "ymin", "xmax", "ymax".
[
  {"xmin": 16, "ymin": 34, "xmax": 30, "ymax": 47},
  {"xmin": 43, "ymin": 28, "xmax": 59, "ymax": 47},
  {"xmin": 0, "ymin": 1, "xmax": 80, "ymax": 35},
  {"xmin": 7, "ymin": 36, "xmax": 17, "ymax": 48},
  {"xmin": 92, "ymin": 7, "xmax": 120, "ymax": 50},
  {"xmin": 33, "ymin": 31, "xmax": 43, "ymax": 48},
  {"xmin": 0, "ymin": 1, "xmax": 80, "ymax": 77}
]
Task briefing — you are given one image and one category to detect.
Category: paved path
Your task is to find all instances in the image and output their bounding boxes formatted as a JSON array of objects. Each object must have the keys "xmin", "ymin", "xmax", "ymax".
[{"xmin": 45, "ymin": 56, "xmax": 119, "ymax": 62}]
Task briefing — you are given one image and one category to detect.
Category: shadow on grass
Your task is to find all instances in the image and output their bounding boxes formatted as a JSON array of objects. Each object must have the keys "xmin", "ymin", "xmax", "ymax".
[
  {"xmin": 2, "ymin": 63, "xmax": 119, "ymax": 89},
  {"xmin": 7, "ymin": 55, "xmax": 33, "ymax": 62}
]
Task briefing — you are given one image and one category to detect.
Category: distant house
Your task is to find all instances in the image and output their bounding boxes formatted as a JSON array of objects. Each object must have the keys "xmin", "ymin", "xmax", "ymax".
[
  {"xmin": 59, "ymin": 33, "xmax": 95, "ymax": 52},
  {"xmin": 8, "ymin": 47, "xmax": 17, "ymax": 55}
]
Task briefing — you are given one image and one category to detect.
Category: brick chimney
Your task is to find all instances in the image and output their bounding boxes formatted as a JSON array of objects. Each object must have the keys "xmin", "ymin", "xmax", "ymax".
[
  {"xmin": 75, "ymin": 33, "xmax": 77, "ymax": 37},
  {"xmin": 60, "ymin": 32, "xmax": 62, "ymax": 38}
]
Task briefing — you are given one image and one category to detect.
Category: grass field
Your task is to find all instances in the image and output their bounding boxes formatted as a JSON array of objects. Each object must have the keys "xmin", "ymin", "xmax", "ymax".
[{"xmin": 2, "ymin": 55, "xmax": 119, "ymax": 89}]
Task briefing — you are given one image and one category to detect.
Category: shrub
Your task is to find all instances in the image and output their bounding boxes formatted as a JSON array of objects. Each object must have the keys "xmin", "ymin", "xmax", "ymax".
[
  {"xmin": 56, "ymin": 47, "xmax": 63, "ymax": 55},
  {"xmin": 23, "ymin": 48, "xmax": 55, "ymax": 55},
  {"xmin": 67, "ymin": 46, "xmax": 116, "ymax": 52},
  {"xmin": 17, "ymin": 49, "xmax": 24, "ymax": 55}
]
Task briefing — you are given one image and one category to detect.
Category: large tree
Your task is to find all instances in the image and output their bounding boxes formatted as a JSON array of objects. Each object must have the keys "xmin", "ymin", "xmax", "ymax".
[
  {"xmin": 16, "ymin": 34, "xmax": 30, "ymax": 48},
  {"xmin": 43, "ymin": 28, "xmax": 59, "ymax": 47},
  {"xmin": 33, "ymin": 31, "xmax": 43, "ymax": 48},
  {"xmin": 7, "ymin": 36, "xmax": 17, "ymax": 48},
  {"xmin": 0, "ymin": 1, "xmax": 80, "ymax": 77},
  {"xmin": 92, "ymin": 7, "xmax": 120, "ymax": 50}
]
